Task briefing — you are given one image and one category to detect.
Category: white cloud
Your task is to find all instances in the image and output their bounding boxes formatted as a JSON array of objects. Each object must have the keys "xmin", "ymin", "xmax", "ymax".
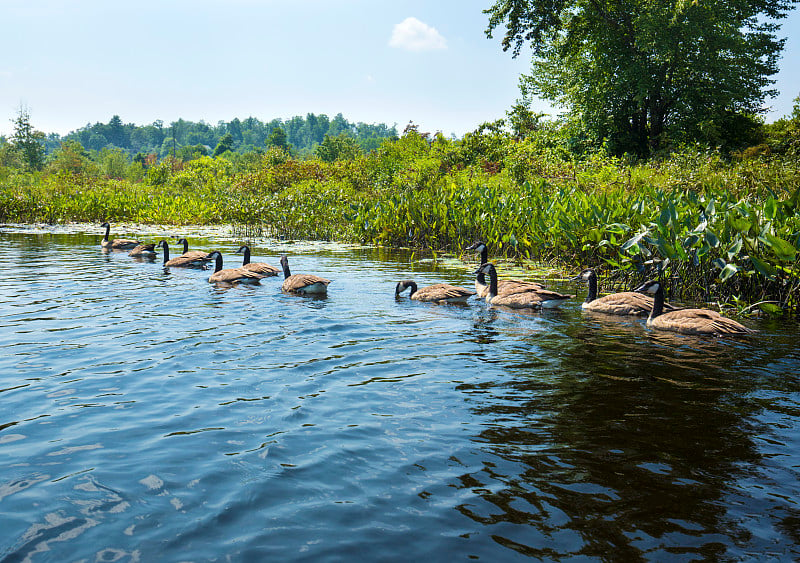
[{"xmin": 389, "ymin": 17, "xmax": 447, "ymax": 52}]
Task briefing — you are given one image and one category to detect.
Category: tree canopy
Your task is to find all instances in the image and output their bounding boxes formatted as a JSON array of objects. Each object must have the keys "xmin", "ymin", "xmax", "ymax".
[
  {"xmin": 486, "ymin": 0, "xmax": 799, "ymax": 155},
  {"xmin": 44, "ymin": 113, "xmax": 398, "ymax": 159}
]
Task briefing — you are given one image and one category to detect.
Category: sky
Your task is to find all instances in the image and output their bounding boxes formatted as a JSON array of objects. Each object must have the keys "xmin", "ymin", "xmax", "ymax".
[{"xmin": 1, "ymin": 0, "xmax": 799, "ymax": 139}]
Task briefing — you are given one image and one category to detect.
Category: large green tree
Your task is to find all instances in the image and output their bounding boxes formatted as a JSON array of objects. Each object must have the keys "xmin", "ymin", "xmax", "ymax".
[
  {"xmin": 10, "ymin": 106, "xmax": 46, "ymax": 170},
  {"xmin": 486, "ymin": 0, "xmax": 798, "ymax": 155}
]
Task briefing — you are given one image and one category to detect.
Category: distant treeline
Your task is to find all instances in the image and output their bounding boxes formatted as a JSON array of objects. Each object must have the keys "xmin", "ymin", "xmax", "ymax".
[{"xmin": 40, "ymin": 113, "xmax": 399, "ymax": 158}]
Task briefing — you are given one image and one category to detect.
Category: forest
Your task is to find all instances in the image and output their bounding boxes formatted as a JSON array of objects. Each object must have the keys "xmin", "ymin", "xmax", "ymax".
[{"xmin": 30, "ymin": 113, "xmax": 399, "ymax": 160}]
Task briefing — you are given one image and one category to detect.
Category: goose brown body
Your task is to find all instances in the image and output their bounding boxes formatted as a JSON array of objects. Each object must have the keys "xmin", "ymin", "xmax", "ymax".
[
  {"xmin": 158, "ymin": 240, "xmax": 210, "ymax": 268},
  {"xmin": 466, "ymin": 241, "xmax": 544, "ymax": 297},
  {"xmin": 177, "ymin": 238, "xmax": 213, "ymax": 263},
  {"xmin": 100, "ymin": 222, "xmax": 140, "ymax": 250},
  {"xmin": 635, "ymin": 280, "xmax": 754, "ymax": 336},
  {"xmin": 395, "ymin": 280, "xmax": 475, "ymax": 303},
  {"xmin": 236, "ymin": 245, "xmax": 279, "ymax": 276},
  {"xmin": 279, "ymin": 255, "xmax": 330, "ymax": 294},
  {"xmin": 207, "ymin": 251, "xmax": 266, "ymax": 284},
  {"xmin": 128, "ymin": 243, "xmax": 156, "ymax": 258},
  {"xmin": 574, "ymin": 269, "xmax": 676, "ymax": 316},
  {"xmin": 476, "ymin": 263, "xmax": 572, "ymax": 309}
]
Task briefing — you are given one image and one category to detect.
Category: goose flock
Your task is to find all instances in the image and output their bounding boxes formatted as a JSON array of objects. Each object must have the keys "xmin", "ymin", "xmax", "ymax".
[{"xmin": 100, "ymin": 223, "xmax": 755, "ymax": 337}]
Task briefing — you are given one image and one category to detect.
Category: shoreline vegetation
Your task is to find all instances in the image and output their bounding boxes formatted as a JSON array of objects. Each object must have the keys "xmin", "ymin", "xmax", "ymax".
[{"xmin": 2, "ymin": 120, "xmax": 800, "ymax": 316}]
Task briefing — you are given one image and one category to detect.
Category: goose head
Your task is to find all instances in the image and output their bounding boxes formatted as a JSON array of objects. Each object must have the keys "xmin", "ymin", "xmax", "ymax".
[
  {"xmin": 465, "ymin": 241, "xmax": 487, "ymax": 253},
  {"xmin": 571, "ymin": 268, "xmax": 596, "ymax": 282},
  {"xmin": 395, "ymin": 280, "xmax": 416, "ymax": 296},
  {"xmin": 634, "ymin": 280, "xmax": 661, "ymax": 294}
]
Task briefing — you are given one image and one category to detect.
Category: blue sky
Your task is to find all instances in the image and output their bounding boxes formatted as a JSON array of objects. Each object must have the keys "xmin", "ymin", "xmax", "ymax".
[{"xmin": 1, "ymin": 0, "xmax": 799, "ymax": 139}]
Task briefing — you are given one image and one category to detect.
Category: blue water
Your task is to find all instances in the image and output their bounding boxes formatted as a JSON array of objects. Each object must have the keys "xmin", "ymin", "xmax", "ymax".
[{"xmin": 1, "ymin": 225, "xmax": 799, "ymax": 562}]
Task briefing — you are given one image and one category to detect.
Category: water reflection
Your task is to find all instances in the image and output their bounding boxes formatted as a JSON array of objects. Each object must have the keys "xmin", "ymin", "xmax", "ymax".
[
  {"xmin": 1, "ymin": 226, "xmax": 800, "ymax": 561},
  {"xmin": 456, "ymin": 311, "xmax": 796, "ymax": 559}
]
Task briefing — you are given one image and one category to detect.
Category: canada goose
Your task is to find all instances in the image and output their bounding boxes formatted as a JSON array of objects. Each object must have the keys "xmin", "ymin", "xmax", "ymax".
[
  {"xmin": 635, "ymin": 280, "xmax": 754, "ymax": 336},
  {"xmin": 235, "ymin": 245, "xmax": 280, "ymax": 276},
  {"xmin": 157, "ymin": 240, "xmax": 211, "ymax": 268},
  {"xmin": 475, "ymin": 263, "xmax": 573, "ymax": 309},
  {"xmin": 279, "ymin": 255, "xmax": 331, "ymax": 294},
  {"xmin": 207, "ymin": 251, "xmax": 266, "ymax": 284},
  {"xmin": 176, "ymin": 238, "xmax": 213, "ymax": 263},
  {"xmin": 465, "ymin": 241, "xmax": 544, "ymax": 297},
  {"xmin": 572, "ymin": 268, "xmax": 676, "ymax": 316},
  {"xmin": 128, "ymin": 243, "xmax": 157, "ymax": 258},
  {"xmin": 100, "ymin": 222, "xmax": 140, "ymax": 250},
  {"xmin": 394, "ymin": 280, "xmax": 475, "ymax": 303}
]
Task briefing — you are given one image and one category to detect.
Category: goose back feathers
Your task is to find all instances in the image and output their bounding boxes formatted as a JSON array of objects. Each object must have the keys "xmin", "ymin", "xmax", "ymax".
[
  {"xmin": 177, "ymin": 238, "xmax": 213, "ymax": 262},
  {"xmin": 279, "ymin": 255, "xmax": 330, "ymax": 294},
  {"xmin": 395, "ymin": 280, "xmax": 475, "ymax": 303},
  {"xmin": 207, "ymin": 251, "xmax": 266, "ymax": 284},
  {"xmin": 635, "ymin": 280, "xmax": 754, "ymax": 336},
  {"xmin": 236, "ymin": 245, "xmax": 279, "ymax": 276},
  {"xmin": 466, "ymin": 241, "xmax": 544, "ymax": 297},
  {"xmin": 475, "ymin": 263, "xmax": 572, "ymax": 309},
  {"xmin": 158, "ymin": 240, "xmax": 210, "ymax": 268},
  {"xmin": 100, "ymin": 222, "xmax": 140, "ymax": 250},
  {"xmin": 573, "ymin": 268, "xmax": 675, "ymax": 316}
]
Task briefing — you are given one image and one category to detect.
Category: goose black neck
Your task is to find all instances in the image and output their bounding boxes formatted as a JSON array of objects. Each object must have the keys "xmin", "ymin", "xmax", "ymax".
[
  {"xmin": 476, "ymin": 270, "xmax": 487, "ymax": 287},
  {"xmin": 486, "ymin": 265, "xmax": 498, "ymax": 298},
  {"xmin": 585, "ymin": 272, "xmax": 598, "ymax": 303},
  {"xmin": 407, "ymin": 281, "xmax": 418, "ymax": 297},
  {"xmin": 161, "ymin": 242, "xmax": 170, "ymax": 264},
  {"xmin": 480, "ymin": 246, "xmax": 488, "ymax": 264},
  {"xmin": 213, "ymin": 253, "xmax": 223, "ymax": 273},
  {"xmin": 103, "ymin": 223, "xmax": 110, "ymax": 241},
  {"xmin": 180, "ymin": 239, "xmax": 189, "ymax": 254},
  {"xmin": 242, "ymin": 247, "xmax": 251, "ymax": 265},
  {"xmin": 650, "ymin": 283, "xmax": 665, "ymax": 320},
  {"xmin": 281, "ymin": 258, "xmax": 291, "ymax": 279}
]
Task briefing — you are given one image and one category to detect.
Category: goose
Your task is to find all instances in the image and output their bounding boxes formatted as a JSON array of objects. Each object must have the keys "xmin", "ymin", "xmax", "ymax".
[
  {"xmin": 207, "ymin": 251, "xmax": 266, "ymax": 284},
  {"xmin": 475, "ymin": 263, "xmax": 573, "ymax": 309},
  {"xmin": 279, "ymin": 255, "xmax": 331, "ymax": 294},
  {"xmin": 572, "ymin": 268, "xmax": 676, "ymax": 316},
  {"xmin": 157, "ymin": 240, "xmax": 211, "ymax": 268},
  {"xmin": 176, "ymin": 238, "xmax": 213, "ymax": 263},
  {"xmin": 465, "ymin": 241, "xmax": 544, "ymax": 297},
  {"xmin": 635, "ymin": 280, "xmax": 754, "ymax": 336},
  {"xmin": 235, "ymin": 245, "xmax": 280, "ymax": 276},
  {"xmin": 128, "ymin": 243, "xmax": 157, "ymax": 258},
  {"xmin": 100, "ymin": 222, "xmax": 140, "ymax": 250},
  {"xmin": 394, "ymin": 280, "xmax": 475, "ymax": 303}
]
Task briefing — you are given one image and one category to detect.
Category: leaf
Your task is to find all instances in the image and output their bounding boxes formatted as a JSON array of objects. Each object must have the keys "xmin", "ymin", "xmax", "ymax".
[
  {"xmin": 758, "ymin": 302, "xmax": 783, "ymax": 315},
  {"xmin": 726, "ymin": 236, "xmax": 743, "ymax": 260},
  {"xmin": 764, "ymin": 196, "xmax": 778, "ymax": 220},
  {"xmin": 719, "ymin": 263, "xmax": 738, "ymax": 282},
  {"xmin": 713, "ymin": 257, "xmax": 727, "ymax": 270},
  {"xmin": 683, "ymin": 234, "xmax": 700, "ymax": 249},
  {"xmin": 704, "ymin": 231, "xmax": 719, "ymax": 248},
  {"xmin": 621, "ymin": 230, "xmax": 647, "ymax": 251},
  {"xmin": 762, "ymin": 234, "xmax": 797, "ymax": 262},
  {"xmin": 730, "ymin": 217, "xmax": 751, "ymax": 233},
  {"xmin": 750, "ymin": 255, "xmax": 777, "ymax": 278}
]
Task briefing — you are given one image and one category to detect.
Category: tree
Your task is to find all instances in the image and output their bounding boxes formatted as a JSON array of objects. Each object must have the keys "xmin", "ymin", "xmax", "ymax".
[
  {"xmin": 212, "ymin": 133, "xmax": 234, "ymax": 157},
  {"xmin": 266, "ymin": 126, "xmax": 289, "ymax": 150},
  {"xmin": 9, "ymin": 106, "xmax": 46, "ymax": 170},
  {"xmin": 315, "ymin": 133, "xmax": 362, "ymax": 162},
  {"xmin": 485, "ymin": 0, "xmax": 798, "ymax": 156}
]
